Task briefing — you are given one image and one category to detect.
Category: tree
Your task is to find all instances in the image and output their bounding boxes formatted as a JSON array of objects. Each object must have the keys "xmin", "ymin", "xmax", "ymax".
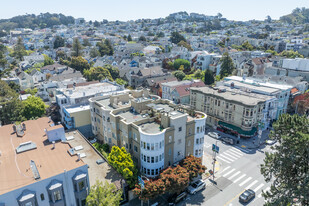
[
  {"xmin": 160, "ymin": 165, "xmax": 189, "ymax": 194},
  {"xmin": 107, "ymin": 146, "xmax": 137, "ymax": 188},
  {"xmin": 22, "ymin": 96, "xmax": 48, "ymax": 120},
  {"xmin": 170, "ymin": 31, "xmax": 186, "ymax": 44},
  {"xmin": 173, "ymin": 70, "xmax": 186, "ymax": 81},
  {"xmin": 25, "ymin": 88, "xmax": 38, "ymax": 96},
  {"xmin": 180, "ymin": 155, "xmax": 206, "ymax": 181},
  {"xmin": 204, "ymin": 69, "xmax": 215, "ymax": 85},
  {"xmin": 56, "ymin": 50, "xmax": 67, "ymax": 60},
  {"xmin": 193, "ymin": 69, "xmax": 204, "ymax": 80},
  {"xmin": 217, "ymin": 13, "xmax": 223, "ymax": 19},
  {"xmin": 13, "ymin": 37, "xmax": 26, "ymax": 61},
  {"xmin": 173, "ymin": 59, "xmax": 190, "ymax": 71},
  {"xmin": 89, "ymin": 47, "xmax": 100, "ymax": 58},
  {"xmin": 127, "ymin": 34, "xmax": 132, "ymax": 41},
  {"xmin": 53, "ymin": 36, "xmax": 65, "ymax": 49},
  {"xmin": 134, "ymin": 179, "xmax": 165, "ymax": 201},
  {"xmin": 82, "ymin": 38, "xmax": 91, "ymax": 47},
  {"xmin": 93, "ymin": 20, "xmax": 100, "ymax": 27},
  {"xmin": 260, "ymin": 114, "xmax": 309, "ymax": 206},
  {"xmin": 83, "ymin": 66, "xmax": 113, "ymax": 81},
  {"xmin": 115, "ymin": 78, "xmax": 128, "ymax": 87},
  {"xmin": 0, "ymin": 80, "xmax": 25, "ymax": 125},
  {"xmin": 43, "ymin": 54, "xmax": 54, "ymax": 66},
  {"xmin": 241, "ymin": 41, "xmax": 254, "ymax": 51},
  {"xmin": 72, "ymin": 38, "xmax": 83, "ymax": 57},
  {"xmin": 279, "ymin": 50, "xmax": 304, "ymax": 58},
  {"xmin": 86, "ymin": 180, "xmax": 122, "ymax": 206},
  {"xmin": 178, "ymin": 40, "xmax": 193, "ymax": 51},
  {"xmin": 69, "ymin": 56, "xmax": 90, "ymax": 73},
  {"xmin": 97, "ymin": 39, "xmax": 114, "ymax": 56},
  {"xmin": 105, "ymin": 64, "xmax": 119, "ymax": 80},
  {"xmin": 219, "ymin": 52, "xmax": 235, "ymax": 78},
  {"xmin": 138, "ymin": 36, "xmax": 146, "ymax": 42}
]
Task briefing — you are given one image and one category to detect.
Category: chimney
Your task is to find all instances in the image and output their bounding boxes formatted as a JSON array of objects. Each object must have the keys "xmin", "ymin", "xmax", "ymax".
[
  {"xmin": 77, "ymin": 153, "xmax": 81, "ymax": 161},
  {"xmin": 52, "ymin": 141, "xmax": 55, "ymax": 149},
  {"xmin": 13, "ymin": 124, "xmax": 17, "ymax": 133},
  {"xmin": 22, "ymin": 123, "xmax": 26, "ymax": 131}
]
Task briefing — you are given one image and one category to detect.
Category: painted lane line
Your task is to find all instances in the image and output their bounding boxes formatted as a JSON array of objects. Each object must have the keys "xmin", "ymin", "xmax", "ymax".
[
  {"xmin": 253, "ymin": 183, "xmax": 265, "ymax": 192},
  {"xmin": 225, "ymin": 150, "xmax": 243, "ymax": 158},
  {"xmin": 219, "ymin": 166, "xmax": 231, "ymax": 174},
  {"xmin": 245, "ymin": 180, "xmax": 258, "ymax": 189},
  {"xmin": 227, "ymin": 171, "xmax": 241, "ymax": 180},
  {"xmin": 217, "ymin": 156, "xmax": 232, "ymax": 164},
  {"xmin": 221, "ymin": 152, "xmax": 238, "ymax": 160},
  {"xmin": 229, "ymin": 148, "xmax": 244, "ymax": 156},
  {"xmin": 239, "ymin": 177, "xmax": 252, "ymax": 187},
  {"xmin": 233, "ymin": 174, "xmax": 246, "ymax": 183},
  {"xmin": 219, "ymin": 154, "xmax": 235, "ymax": 162},
  {"xmin": 222, "ymin": 168, "xmax": 236, "ymax": 177}
]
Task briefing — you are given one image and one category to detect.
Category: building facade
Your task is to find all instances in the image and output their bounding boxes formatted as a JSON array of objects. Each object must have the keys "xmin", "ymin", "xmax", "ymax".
[{"xmin": 89, "ymin": 89, "xmax": 207, "ymax": 178}]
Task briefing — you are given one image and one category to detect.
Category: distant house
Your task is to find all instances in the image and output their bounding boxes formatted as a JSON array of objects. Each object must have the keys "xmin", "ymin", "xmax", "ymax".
[
  {"xmin": 17, "ymin": 71, "xmax": 34, "ymax": 90},
  {"xmin": 129, "ymin": 66, "xmax": 168, "ymax": 88},
  {"xmin": 30, "ymin": 69, "xmax": 46, "ymax": 84}
]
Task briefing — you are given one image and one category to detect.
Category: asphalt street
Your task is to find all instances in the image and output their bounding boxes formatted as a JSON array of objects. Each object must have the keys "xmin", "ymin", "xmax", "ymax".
[{"xmin": 178, "ymin": 132, "xmax": 274, "ymax": 206}]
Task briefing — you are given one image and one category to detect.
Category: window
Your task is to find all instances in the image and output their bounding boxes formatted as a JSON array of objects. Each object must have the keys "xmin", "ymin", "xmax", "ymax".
[
  {"xmin": 151, "ymin": 157, "xmax": 154, "ymax": 163},
  {"xmin": 189, "ymin": 128, "xmax": 192, "ymax": 135},
  {"xmin": 108, "ymin": 138, "xmax": 112, "ymax": 143},
  {"xmin": 25, "ymin": 203, "xmax": 33, "ymax": 206},
  {"xmin": 144, "ymin": 155, "xmax": 146, "ymax": 162},
  {"xmin": 159, "ymin": 154, "xmax": 162, "ymax": 161},
  {"xmin": 147, "ymin": 156, "xmax": 150, "ymax": 163},
  {"xmin": 156, "ymin": 169, "xmax": 159, "ymax": 175},
  {"xmin": 151, "ymin": 143, "xmax": 154, "ymax": 151},
  {"xmin": 147, "ymin": 169, "xmax": 150, "ymax": 175},
  {"xmin": 169, "ymin": 148, "xmax": 172, "ymax": 156},
  {"xmin": 199, "ymin": 149, "xmax": 202, "ymax": 155},
  {"xmin": 178, "ymin": 139, "xmax": 182, "ymax": 144},
  {"xmin": 156, "ymin": 156, "xmax": 158, "ymax": 162},
  {"xmin": 40, "ymin": 193, "xmax": 45, "ymax": 201},
  {"xmin": 178, "ymin": 127, "xmax": 182, "ymax": 132},
  {"xmin": 144, "ymin": 142, "xmax": 146, "ymax": 149},
  {"xmin": 134, "ymin": 145, "xmax": 138, "ymax": 152},
  {"xmin": 126, "ymin": 143, "xmax": 128, "ymax": 149},
  {"xmin": 188, "ymin": 140, "xmax": 191, "ymax": 146},
  {"xmin": 155, "ymin": 143, "xmax": 158, "ymax": 150},
  {"xmin": 79, "ymin": 181, "xmax": 85, "ymax": 191},
  {"xmin": 53, "ymin": 190, "xmax": 62, "ymax": 201},
  {"xmin": 195, "ymin": 150, "xmax": 198, "ymax": 156},
  {"xmin": 159, "ymin": 141, "xmax": 162, "ymax": 148},
  {"xmin": 133, "ymin": 133, "xmax": 137, "ymax": 141},
  {"xmin": 151, "ymin": 169, "xmax": 154, "ymax": 175},
  {"xmin": 169, "ymin": 136, "xmax": 172, "ymax": 143},
  {"xmin": 147, "ymin": 143, "xmax": 150, "ymax": 150},
  {"xmin": 196, "ymin": 139, "xmax": 199, "ymax": 144},
  {"xmin": 197, "ymin": 127, "xmax": 199, "ymax": 133}
]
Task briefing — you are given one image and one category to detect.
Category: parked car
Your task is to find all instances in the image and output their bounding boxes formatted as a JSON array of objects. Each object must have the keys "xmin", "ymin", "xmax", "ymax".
[
  {"xmin": 167, "ymin": 191, "xmax": 187, "ymax": 205},
  {"xmin": 208, "ymin": 132, "xmax": 221, "ymax": 139},
  {"xmin": 239, "ymin": 189, "xmax": 255, "ymax": 203},
  {"xmin": 90, "ymin": 138, "xmax": 97, "ymax": 144},
  {"xmin": 187, "ymin": 180, "xmax": 206, "ymax": 195},
  {"xmin": 221, "ymin": 137, "xmax": 235, "ymax": 145},
  {"xmin": 96, "ymin": 159, "xmax": 105, "ymax": 165},
  {"xmin": 265, "ymin": 139, "xmax": 277, "ymax": 145}
]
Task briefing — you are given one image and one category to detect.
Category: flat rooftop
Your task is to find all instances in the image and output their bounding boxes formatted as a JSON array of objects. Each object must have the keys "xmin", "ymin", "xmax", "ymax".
[
  {"xmin": 191, "ymin": 87, "xmax": 266, "ymax": 106},
  {"xmin": 118, "ymin": 110, "xmax": 146, "ymax": 123},
  {"xmin": 147, "ymin": 103, "xmax": 184, "ymax": 118},
  {"xmin": 65, "ymin": 104, "xmax": 90, "ymax": 114},
  {"xmin": 0, "ymin": 117, "xmax": 85, "ymax": 195},
  {"xmin": 65, "ymin": 131, "xmax": 124, "ymax": 188},
  {"xmin": 223, "ymin": 80, "xmax": 280, "ymax": 94},
  {"xmin": 139, "ymin": 122, "xmax": 162, "ymax": 134}
]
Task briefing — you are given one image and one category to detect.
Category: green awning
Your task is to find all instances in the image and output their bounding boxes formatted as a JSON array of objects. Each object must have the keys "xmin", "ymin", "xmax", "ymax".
[{"xmin": 218, "ymin": 121, "xmax": 257, "ymax": 137}]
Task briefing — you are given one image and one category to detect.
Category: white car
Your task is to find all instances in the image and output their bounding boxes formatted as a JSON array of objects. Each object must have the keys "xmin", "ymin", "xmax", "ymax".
[
  {"xmin": 187, "ymin": 180, "xmax": 206, "ymax": 195},
  {"xmin": 90, "ymin": 138, "xmax": 97, "ymax": 144},
  {"xmin": 208, "ymin": 132, "xmax": 221, "ymax": 139}
]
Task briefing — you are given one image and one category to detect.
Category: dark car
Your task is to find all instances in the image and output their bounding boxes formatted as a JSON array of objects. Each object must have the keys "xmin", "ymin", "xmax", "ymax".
[
  {"xmin": 239, "ymin": 189, "xmax": 255, "ymax": 203},
  {"xmin": 221, "ymin": 137, "xmax": 235, "ymax": 145},
  {"xmin": 168, "ymin": 192, "xmax": 187, "ymax": 205}
]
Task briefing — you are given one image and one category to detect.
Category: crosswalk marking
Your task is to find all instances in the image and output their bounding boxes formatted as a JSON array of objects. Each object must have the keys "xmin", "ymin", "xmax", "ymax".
[
  {"xmin": 225, "ymin": 150, "xmax": 242, "ymax": 158},
  {"xmin": 228, "ymin": 171, "xmax": 241, "ymax": 180},
  {"xmin": 204, "ymin": 142, "xmax": 211, "ymax": 148},
  {"xmin": 219, "ymin": 166, "xmax": 231, "ymax": 174},
  {"xmin": 253, "ymin": 183, "xmax": 265, "ymax": 192},
  {"xmin": 245, "ymin": 180, "xmax": 258, "ymax": 189},
  {"xmin": 258, "ymin": 187, "xmax": 270, "ymax": 198},
  {"xmin": 239, "ymin": 177, "xmax": 252, "ymax": 186},
  {"xmin": 223, "ymin": 168, "xmax": 236, "ymax": 177},
  {"xmin": 233, "ymin": 174, "xmax": 246, "ymax": 183},
  {"xmin": 219, "ymin": 154, "xmax": 235, "ymax": 162},
  {"xmin": 217, "ymin": 156, "xmax": 232, "ymax": 164},
  {"xmin": 221, "ymin": 152, "xmax": 238, "ymax": 160},
  {"xmin": 235, "ymin": 146, "xmax": 251, "ymax": 153},
  {"xmin": 229, "ymin": 148, "xmax": 244, "ymax": 156}
]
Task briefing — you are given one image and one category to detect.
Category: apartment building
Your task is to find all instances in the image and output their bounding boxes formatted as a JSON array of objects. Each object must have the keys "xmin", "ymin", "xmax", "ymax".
[
  {"xmin": 55, "ymin": 80, "xmax": 125, "ymax": 136},
  {"xmin": 89, "ymin": 89, "xmax": 207, "ymax": 178},
  {"xmin": 0, "ymin": 117, "xmax": 89, "ymax": 206},
  {"xmin": 190, "ymin": 86, "xmax": 274, "ymax": 138},
  {"xmin": 223, "ymin": 76, "xmax": 293, "ymax": 118}
]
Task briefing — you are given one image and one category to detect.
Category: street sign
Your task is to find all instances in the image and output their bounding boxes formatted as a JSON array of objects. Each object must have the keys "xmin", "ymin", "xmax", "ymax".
[
  {"xmin": 212, "ymin": 144, "xmax": 219, "ymax": 153},
  {"xmin": 138, "ymin": 176, "xmax": 145, "ymax": 189}
]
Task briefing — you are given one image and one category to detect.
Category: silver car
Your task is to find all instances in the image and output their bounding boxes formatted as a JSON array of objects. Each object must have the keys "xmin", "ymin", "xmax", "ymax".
[
  {"xmin": 208, "ymin": 132, "xmax": 221, "ymax": 140},
  {"xmin": 187, "ymin": 180, "xmax": 206, "ymax": 195}
]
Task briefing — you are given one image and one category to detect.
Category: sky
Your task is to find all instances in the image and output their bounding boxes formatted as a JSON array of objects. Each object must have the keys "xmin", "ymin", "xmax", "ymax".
[{"xmin": 1, "ymin": 0, "xmax": 309, "ymax": 22}]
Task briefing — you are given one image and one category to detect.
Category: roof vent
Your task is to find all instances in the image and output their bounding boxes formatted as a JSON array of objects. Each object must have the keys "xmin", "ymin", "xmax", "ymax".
[
  {"xmin": 30, "ymin": 160, "xmax": 40, "ymax": 180},
  {"xmin": 16, "ymin": 141, "xmax": 37, "ymax": 154}
]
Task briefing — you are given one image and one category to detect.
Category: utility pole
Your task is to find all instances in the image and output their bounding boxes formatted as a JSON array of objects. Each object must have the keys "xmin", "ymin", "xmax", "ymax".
[{"xmin": 212, "ymin": 140, "xmax": 218, "ymax": 181}]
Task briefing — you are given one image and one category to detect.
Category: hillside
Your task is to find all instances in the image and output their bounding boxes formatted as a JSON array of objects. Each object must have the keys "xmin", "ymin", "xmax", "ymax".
[
  {"xmin": 0, "ymin": 13, "xmax": 75, "ymax": 31},
  {"xmin": 280, "ymin": 7, "xmax": 309, "ymax": 24}
]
